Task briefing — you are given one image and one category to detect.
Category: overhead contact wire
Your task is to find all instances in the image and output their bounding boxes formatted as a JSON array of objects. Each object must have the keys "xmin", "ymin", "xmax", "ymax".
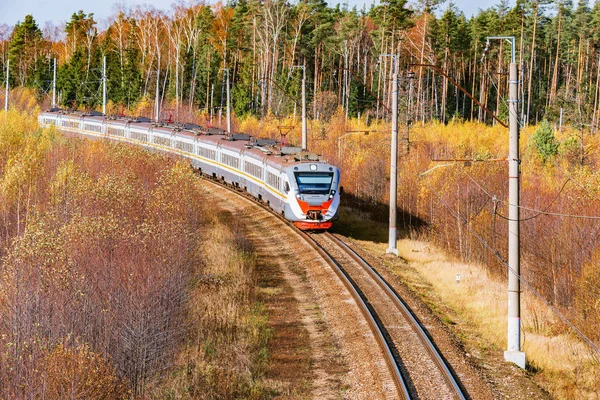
[{"xmin": 422, "ymin": 179, "xmax": 600, "ymax": 356}]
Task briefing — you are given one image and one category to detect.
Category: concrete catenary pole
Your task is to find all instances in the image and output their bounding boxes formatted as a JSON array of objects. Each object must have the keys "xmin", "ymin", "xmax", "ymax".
[
  {"xmin": 52, "ymin": 58, "xmax": 57, "ymax": 108},
  {"xmin": 4, "ymin": 59, "xmax": 9, "ymax": 111},
  {"xmin": 381, "ymin": 54, "xmax": 399, "ymax": 256},
  {"xmin": 506, "ymin": 50, "xmax": 525, "ymax": 369},
  {"xmin": 301, "ymin": 66, "xmax": 307, "ymax": 150},
  {"xmin": 488, "ymin": 36, "xmax": 525, "ymax": 369},
  {"xmin": 155, "ymin": 67, "xmax": 160, "ymax": 122},
  {"xmin": 103, "ymin": 56, "xmax": 107, "ymax": 115},
  {"xmin": 226, "ymin": 68, "xmax": 231, "ymax": 133}
]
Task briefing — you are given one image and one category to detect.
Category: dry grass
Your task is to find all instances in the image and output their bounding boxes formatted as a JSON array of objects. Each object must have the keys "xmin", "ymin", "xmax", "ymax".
[
  {"xmin": 352, "ymin": 234, "xmax": 600, "ymax": 399},
  {"xmin": 147, "ymin": 218, "xmax": 270, "ymax": 399}
]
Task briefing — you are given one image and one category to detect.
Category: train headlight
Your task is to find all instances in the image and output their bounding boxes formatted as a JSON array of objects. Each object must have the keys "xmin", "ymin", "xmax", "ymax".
[
  {"xmin": 329, "ymin": 190, "xmax": 336, "ymax": 199},
  {"xmin": 310, "ymin": 164, "xmax": 317, "ymax": 171}
]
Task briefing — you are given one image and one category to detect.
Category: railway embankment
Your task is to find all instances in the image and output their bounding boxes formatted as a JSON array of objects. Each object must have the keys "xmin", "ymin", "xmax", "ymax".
[{"xmin": 333, "ymin": 204, "xmax": 595, "ymax": 399}]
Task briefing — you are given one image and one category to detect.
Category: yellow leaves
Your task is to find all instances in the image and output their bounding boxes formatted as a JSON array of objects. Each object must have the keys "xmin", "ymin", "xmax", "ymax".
[
  {"xmin": 50, "ymin": 160, "xmax": 85, "ymax": 210},
  {"xmin": 0, "ymin": 111, "xmax": 55, "ymax": 232},
  {"xmin": 2, "ymin": 87, "xmax": 40, "ymax": 114},
  {"xmin": 0, "ymin": 108, "xmax": 50, "ymax": 166},
  {"xmin": 149, "ymin": 161, "xmax": 202, "ymax": 219},
  {"xmin": 41, "ymin": 342, "xmax": 130, "ymax": 399},
  {"xmin": 238, "ymin": 114, "xmax": 260, "ymax": 135},
  {"xmin": 60, "ymin": 213, "xmax": 122, "ymax": 249},
  {"xmin": 210, "ymin": 2, "xmax": 234, "ymax": 57},
  {"xmin": 133, "ymin": 95, "xmax": 152, "ymax": 117}
]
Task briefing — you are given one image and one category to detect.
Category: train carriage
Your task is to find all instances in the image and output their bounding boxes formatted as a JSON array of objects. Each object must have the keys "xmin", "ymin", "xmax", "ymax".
[{"xmin": 39, "ymin": 110, "xmax": 340, "ymax": 230}]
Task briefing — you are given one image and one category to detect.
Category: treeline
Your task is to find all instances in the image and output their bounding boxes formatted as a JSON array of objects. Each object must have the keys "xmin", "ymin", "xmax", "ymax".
[{"xmin": 3, "ymin": 0, "xmax": 600, "ymax": 128}]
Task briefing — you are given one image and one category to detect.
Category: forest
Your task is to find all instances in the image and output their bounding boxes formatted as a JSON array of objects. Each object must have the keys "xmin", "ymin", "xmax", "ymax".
[
  {"xmin": 1, "ymin": 0, "xmax": 600, "ymax": 396},
  {"xmin": 2, "ymin": 0, "xmax": 600, "ymax": 127}
]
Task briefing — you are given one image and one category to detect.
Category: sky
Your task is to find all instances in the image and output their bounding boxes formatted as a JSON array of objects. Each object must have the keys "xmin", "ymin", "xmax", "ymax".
[{"xmin": 0, "ymin": 0, "xmax": 508, "ymax": 28}]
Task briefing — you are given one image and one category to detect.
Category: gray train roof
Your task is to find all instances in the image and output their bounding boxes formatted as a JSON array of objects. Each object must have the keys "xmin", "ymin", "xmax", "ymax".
[{"xmin": 42, "ymin": 111, "xmax": 337, "ymax": 172}]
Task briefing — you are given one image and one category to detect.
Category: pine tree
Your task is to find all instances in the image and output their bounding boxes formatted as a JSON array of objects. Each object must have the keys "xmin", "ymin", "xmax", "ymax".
[
  {"xmin": 8, "ymin": 15, "xmax": 44, "ymax": 87},
  {"xmin": 532, "ymin": 119, "xmax": 559, "ymax": 161}
]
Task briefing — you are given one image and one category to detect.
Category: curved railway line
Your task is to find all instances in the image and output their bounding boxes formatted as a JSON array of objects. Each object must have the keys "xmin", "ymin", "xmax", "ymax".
[
  {"xmin": 202, "ymin": 174, "xmax": 468, "ymax": 400},
  {"xmin": 310, "ymin": 232, "xmax": 467, "ymax": 400},
  {"xmin": 41, "ymin": 113, "xmax": 483, "ymax": 398}
]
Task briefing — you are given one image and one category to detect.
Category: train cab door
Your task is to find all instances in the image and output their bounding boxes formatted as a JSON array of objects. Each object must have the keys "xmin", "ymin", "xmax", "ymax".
[{"xmin": 280, "ymin": 167, "xmax": 288, "ymax": 211}]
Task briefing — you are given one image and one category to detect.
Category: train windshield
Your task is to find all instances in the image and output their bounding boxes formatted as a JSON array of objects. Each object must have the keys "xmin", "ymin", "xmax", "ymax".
[{"xmin": 294, "ymin": 172, "xmax": 334, "ymax": 195}]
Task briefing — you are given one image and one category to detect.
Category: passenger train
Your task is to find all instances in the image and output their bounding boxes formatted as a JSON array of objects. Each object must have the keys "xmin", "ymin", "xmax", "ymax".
[{"xmin": 39, "ymin": 110, "xmax": 340, "ymax": 230}]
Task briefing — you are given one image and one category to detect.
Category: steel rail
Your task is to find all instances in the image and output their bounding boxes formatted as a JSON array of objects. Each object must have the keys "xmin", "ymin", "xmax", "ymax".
[
  {"xmin": 324, "ymin": 231, "xmax": 467, "ymax": 400},
  {"xmin": 301, "ymin": 231, "xmax": 410, "ymax": 399},
  {"xmin": 199, "ymin": 175, "xmax": 410, "ymax": 399}
]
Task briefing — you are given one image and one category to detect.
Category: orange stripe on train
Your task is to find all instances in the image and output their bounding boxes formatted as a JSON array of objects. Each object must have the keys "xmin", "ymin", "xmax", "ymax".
[{"xmin": 297, "ymin": 199, "xmax": 333, "ymax": 214}]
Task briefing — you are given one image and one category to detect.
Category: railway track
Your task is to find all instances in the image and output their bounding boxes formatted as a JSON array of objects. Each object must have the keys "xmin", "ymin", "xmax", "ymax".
[
  {"xmin": 202, "ymin": 174, "xmax": 468, "ymax": 399},
  {"xmin": 309, "ymin": 232, "xmax": 468, "ymax": 400},
  {"xmin": 45, "ymin": 119, "xmax": 550, "ymax": 399}
]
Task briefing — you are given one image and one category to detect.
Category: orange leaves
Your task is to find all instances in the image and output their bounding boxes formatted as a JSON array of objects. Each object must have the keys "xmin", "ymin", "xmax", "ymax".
[
  {"xmin": 403, "ymin": 13, "xmax": 432, "ymax": 61},
  {"xmin": 210, "ymin": 2, "xmax": 234, "ymax": 59},
  {"xmin": 41, "ymin": 342, "xmax": 130, "ymax": 399}
]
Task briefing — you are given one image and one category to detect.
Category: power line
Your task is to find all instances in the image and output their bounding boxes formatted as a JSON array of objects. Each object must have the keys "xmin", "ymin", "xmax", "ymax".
[
  {"xmin": 463, "ymin": 167, "xmax": 599, "ymax": 221},
  {"xmin": 457, "ymin": 165, "xmax": 592, "ymax": 221},
  {"xmin": 482, "ymin": 60, "xmax": 600, "ymax": 205},
  {"xmin": 494, "ymin": 202, "xmax": 600, "ymax": 221},
  {"xmin": 421, "ymin": 178, "xmax": 600, "ymax": 356},
  {"xmin": 443, "ymin": 163, "xmax": 597, "ymax": 222}
]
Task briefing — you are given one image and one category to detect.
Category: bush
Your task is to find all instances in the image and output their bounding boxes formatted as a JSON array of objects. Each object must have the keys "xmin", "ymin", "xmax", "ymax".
[{"xmin": 0, "ymin": 112, "xmax": 268, "ymax": 397}]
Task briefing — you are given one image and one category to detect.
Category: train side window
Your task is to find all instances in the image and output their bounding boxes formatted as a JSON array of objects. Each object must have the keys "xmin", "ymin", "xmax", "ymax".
[{"xmin": 284, "ymin": 181, "xmax": 290, "ymax": 194}]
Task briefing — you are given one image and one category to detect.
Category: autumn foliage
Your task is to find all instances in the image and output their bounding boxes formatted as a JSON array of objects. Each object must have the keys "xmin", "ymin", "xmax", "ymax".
[
  {"xmin": 304, "ymin": 114, "xmax": 600, "ymax": 353},
  {"xmin": 0, "ymin": 108, "xmax": 266, "ymax": 397}
]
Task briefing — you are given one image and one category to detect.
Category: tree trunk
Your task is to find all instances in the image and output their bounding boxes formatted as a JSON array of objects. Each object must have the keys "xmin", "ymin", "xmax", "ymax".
[
  {"xmin": 550, "ymin": 8, "xmax": 561, "ymax": 106},
  {"xmin": 526, "ymin": 1, "xmax": 539, "ymax": 125}
]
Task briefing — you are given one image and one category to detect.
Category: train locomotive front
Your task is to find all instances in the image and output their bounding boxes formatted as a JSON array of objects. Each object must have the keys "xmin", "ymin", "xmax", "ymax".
[{"xmin": 283, "ymin": 162, "xmax": 340, "ymax": 230}]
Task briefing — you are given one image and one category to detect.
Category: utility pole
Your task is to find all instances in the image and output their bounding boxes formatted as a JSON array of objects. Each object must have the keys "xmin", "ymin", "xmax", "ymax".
[
  {"xmin": 210, "ymin": 83, "xmax": 214, "ymax": 124},
  {"xmin": 52, "ymin": 58, "xmax": 57, "ymax": 108},
  {"xmin": 102, "ymin": 56, "xmax": 107, "ymax": 115},
  {"xmin": 220, "ymin": 68, "xmax": 231, "ymax": 133},
  {"xmin": 381, "ymin": 54, "xmax": 399, "ymax": 256},
  {"xmin": 291, "ymin": 65, "xmax": 307, "ymax": 150},
  {"xmin": 487, "ymin": 36, "xmax": 525, "ymax": 369},
  {"xmin": 155, "ymin": 67, "xmax": 160, "ymax": 122},
  {"xmin": 4, "ymin": 59, "xmax": 9, "ymax": 111}
]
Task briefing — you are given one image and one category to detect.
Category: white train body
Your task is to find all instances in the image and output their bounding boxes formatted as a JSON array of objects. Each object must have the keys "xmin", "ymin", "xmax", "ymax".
[{"xmin": 39, "ymin": 111, "xmax": 340, "ymax": 230}]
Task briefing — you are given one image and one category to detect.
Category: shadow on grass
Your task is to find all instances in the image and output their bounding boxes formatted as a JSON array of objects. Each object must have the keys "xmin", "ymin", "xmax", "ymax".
[{"xmin": 331, "ymin": 193, "xmax": 428, "ymax": 243}]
